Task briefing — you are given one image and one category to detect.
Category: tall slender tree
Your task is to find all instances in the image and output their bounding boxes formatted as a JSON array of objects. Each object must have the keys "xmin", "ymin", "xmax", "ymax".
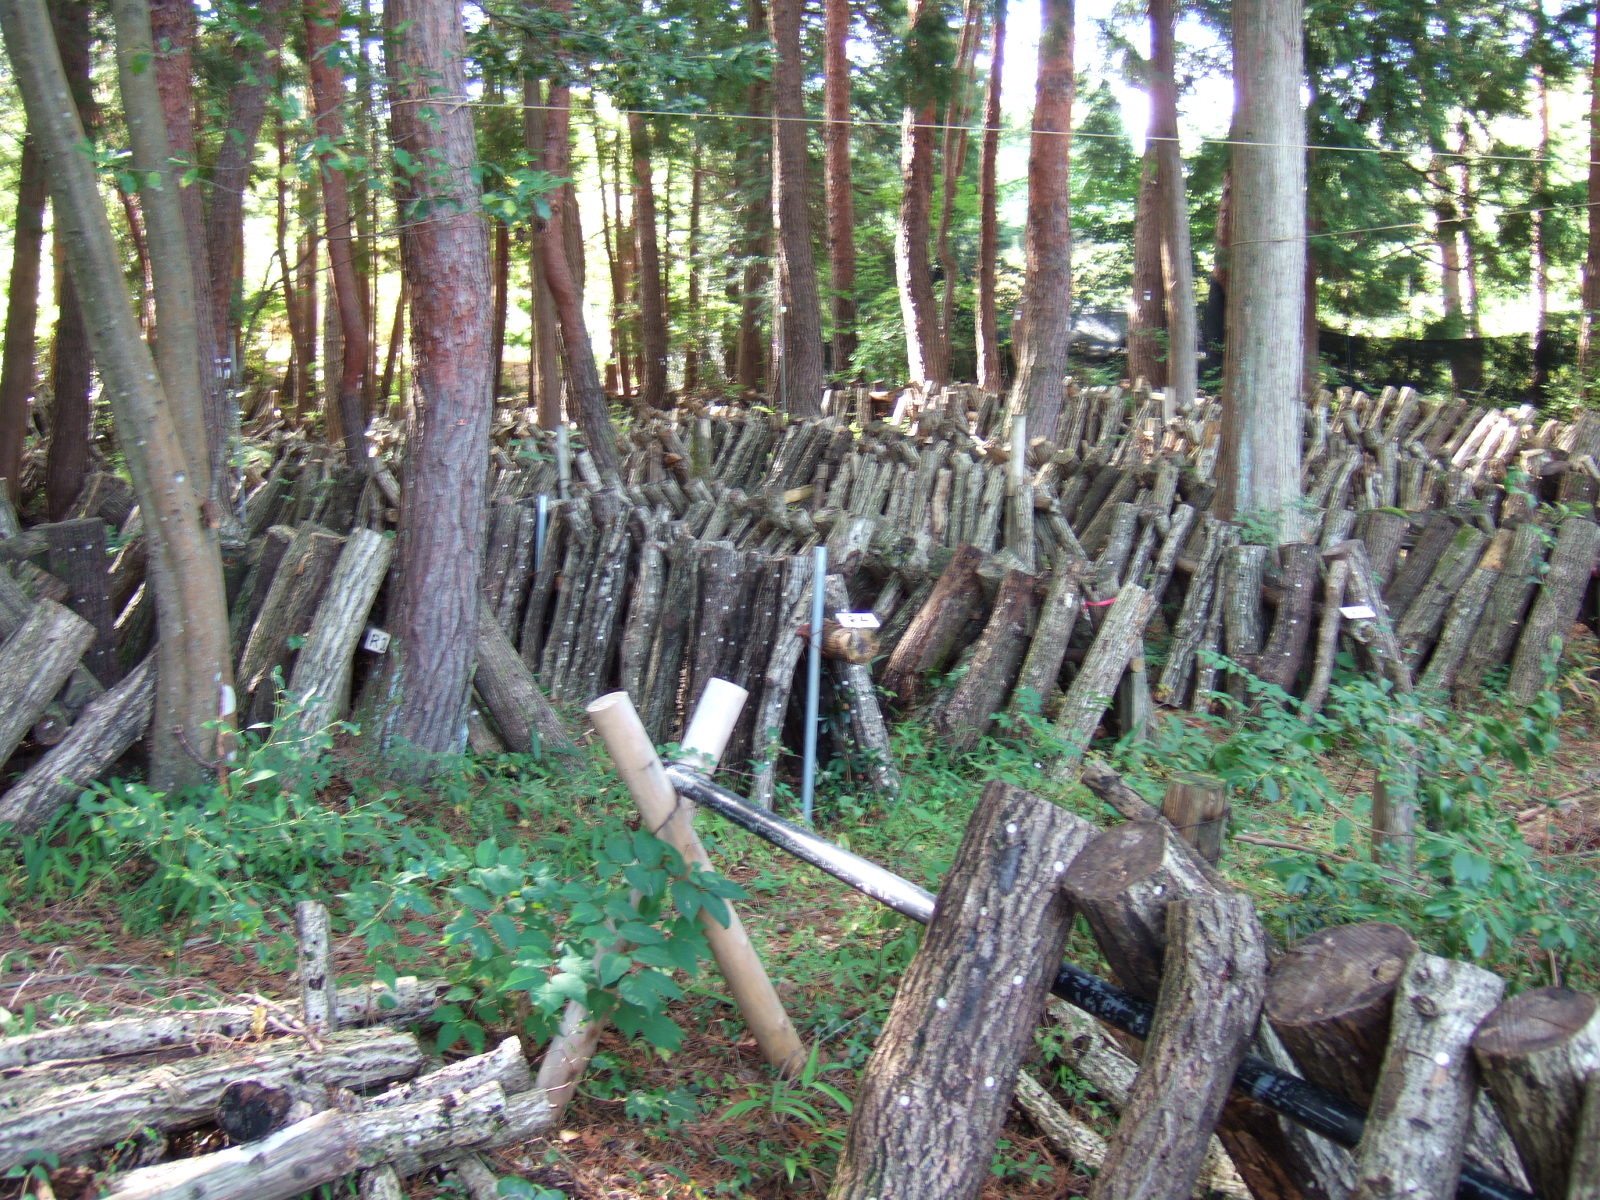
[
  {"xmin": 975, "ymin": 0, "xmax": 1005, "ymax": 393},
  {"xmin": 823, "ymin": 0, "xmax": 856, "ymax": 376},
  {"xmin": 306, "ymin": 0, "xmax": 370, "ymax": 465},
  {"xmin": 1580, "ymin": 0, "xmax": 1600, "ymax": 399},
  {"xmin": 895, "ymin": 0, "xmax": 948, "ymax": 385},
  {"xmin": 1007, "ymin": 0, "xmax": 1074, "ymax": 441},
  {"xmin": 770, "ymin": 0, "xmax": 825, "ymax": 415},
  {"xmin": 1150, "ymin": 0, "xmax": 1195, "ymax": 410},
  {"xmin": 1215, "ymin": 0, "xmax": 1305, "ymax": 539},
  {"xmin": 0, "ymin": 137, "xmax": 47, "ymax": 502},
  {"xmin": 628, "ymin": 111, "xmax": 670, "ymax": 409}
]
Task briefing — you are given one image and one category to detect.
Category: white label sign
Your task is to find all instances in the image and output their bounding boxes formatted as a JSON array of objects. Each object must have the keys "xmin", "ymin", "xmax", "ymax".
[
  {"xmin": 835, "ymin": 611, "xmax": 881, "ymax": 630},
  {"xmin": 362, "ymin": 626, "xmax": 392, "ymax": 653},
  {"xmin": 1339, "ymin": 605, "xmax": 1377, "ymax": 620}
]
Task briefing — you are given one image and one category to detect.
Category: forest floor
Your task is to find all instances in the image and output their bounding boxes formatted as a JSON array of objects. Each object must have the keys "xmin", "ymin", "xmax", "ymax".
[{"xmin": 3, "ymin": 641, "xmax": 1599, "ymax": 1199}]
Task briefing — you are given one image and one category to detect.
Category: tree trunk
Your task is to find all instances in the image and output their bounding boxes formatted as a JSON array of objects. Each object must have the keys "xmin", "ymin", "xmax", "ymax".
[
  {"xmin": 1215, "ymin": 0, "xmax": 1305, "ymax": 540},
  {"xmin": 149, "ymin": 0, "xmax": 234, "ymax": 510},
  {"xmin": 684, "ymin": 137, "xmax": 706, "ymax": 392},
  {"xmin": 975, "ymin": 0, "xmax": 1005, "ymax": 393},
  {"xmin": 936, "ymin": 0, "xmax": 981, "ymax": 347},
  {"xmin": 1579, "ymin": 0, "xmax": 1600, "ymax": 402},
  {"xmin": 43, "ymin": 0, "xmax": 95, "ymax": 524},
  {"xmin": 895, "ymin": 0, "xmax": 947, "ymax": 385},
  {"xmin": 770, "ymin": 0, "xmax": 825, "ymax": 416},
  {"xmin": 1007, "ymin": 0, "xmax": 1074, "ymax": 440},
  {"xmin": 1128, "ymin": 150, "xmax": 1168, "ymax": 388},
  {"xmin": 538, "ymin": 34, "xmax": 621, "ymax": 480},
  {"xmin": 3, "ymin": 0, "xmax": 237, "ymax": 788},
  {"xmin": 1151, "ymin": 0, "xmax": 1196, "ymax": 410},
  {"xmin": 306, "ymin": 0, "xmax": 370, "ymax": 467},
  {"xmin": 112, "ymin": 0, "xmax": 212, "ymax": 508},
  {"xmin": 1530, "ymin": 2, "xmax": 1552, "ymax": 399},
  {"xmin": 824, "ymin": 0, "xmax": 857, "ymax": 376},
  {"xmin": 627, "ymin": 112, "xmax": 670, "ymax": 410},
  {"xmin": 204, "ymin": 0, "xmax": 291, "ymax": 368},
  {"xmin": 365, "ymin": 0, "xmax": 495, "ymax": 756},
  {"xmin": 522, "ymin": 78, "xmax": 561, "ymax": 429},
  {"xmin": 0, "ymin": 136, "xmax": 47, "ymax": 504}
]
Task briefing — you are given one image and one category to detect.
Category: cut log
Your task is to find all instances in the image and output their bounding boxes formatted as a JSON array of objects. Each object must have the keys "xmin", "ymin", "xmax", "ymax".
[
  {"xmin": 932, "ymin": 568, "xmax": 1039, "ymax": 753},
  {"xmin": 1348, "ymin": 954, "xmax": 1505, "ymax": 1200},
  {"xmin": 641, "ymin": 531, "xmax": 699, "ymax": 741},
  {"xmin": 880, "ymin": 543, "xmax": 987, "ymax": 709},
  {"xmin": 619, "ymin": 539, "xmax": 666, "ymax": 702},
  {"xmin": 1156, "ymin": 517, "xmax": 1235, "ymax": 705},
  {"xmin": 472, "ymin": 606, "xmax": 575, "ymax": 754},
  {"xmin": 1009, "ymin": 562, "xmax": 1085, "ymax": 716},
  {"xmin": 0, "ymin": 1027, "xmax": 425, "ymax": 1171},
  {"xmin": 237, "ymin": 524, "xmax": 343, "ymax": 724},
  {"xmin": 1395, "ymin": 523, "xmax": 1489, "ymax": 662},
  {"xmin": 1568, "ymin": 1070, "xmax": 1600, "ymax": 1199},
  {"xmin": 1055, "ymin": 583, "xmax": 1155, "ymax": 762},
  {"xmin": 1160, "ymin": 774, "xmax": 1228, "ymax": 865},
  {"xmin": 42, "ymin": 517, "xmax": 118, "ymax": 685},
  {"xmin": 748, "ymin": 554, "xmax": 817, "ymax": 809},
  {"xmin": 0, "ymin": 654, "xmax": 151, "ymax": 833},
  {"xmin": 823, "ymin": 576, "xmax": 900, "ymax": 794},
  {"xmin": 1507, "ymin": 517, "xmax": 1600, "ymax": 703},
  {"xmin": 283, "ymin": 527, "xmax": 391, "ymax": 737},
  {"xmin": 1257, "ymin": 542, "xmax": 1319, "ymax": 692},
  {"xmin": 1301, "ymin": 558, "xmax": 1350, "ymax": 716},
  {"xmin": 829, "ymin": 782, "xmax": 1096, "ymax": 1200},
  {"xmin": 1324, "ymin": 539, "xmax": 1413, "ymax": 693},
  {"xmin": 94, "ymin": 1082, "xmax": 550, "ymax": 1200},
  {"xmin": 1220, "ymin": 543, "xmax": 1268, "ymax": 698},
  {"xmin": 1471, "ymin": 986, "xmax": 1600, "ymax": 1200},
  {"xmin": 0, "ymin": 977, "xmax": 447, "ymax": 1070},
  {"xmin": 1265, "ymin": 922, "xmax": 1417, "ymax": 1107},
  {"xmin": 1384, "ymin": 512, "xmax": 1462, "ymax": 616},
  {"xmin": 0, "ymin": 600, "xmax": 95, "ymax": 770},
  {"xmin": 1453, "ymin": 522, "xmax": 1545, "ymax": 698},
  {"xmin": 1088, "ymin": 894, "xmax": 1268, "ymax": 1200},
  {"xmin": 1420, "ymin": 529, "xmax": 1509, "ymax": 693}
]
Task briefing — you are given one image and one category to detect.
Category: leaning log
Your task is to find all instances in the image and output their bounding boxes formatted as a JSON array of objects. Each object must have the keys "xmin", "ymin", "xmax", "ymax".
[
  {"xmin": 1055, "ymin": 583, "xmax": 1155, "ymax": 762},
  {"xmin": 237, "ymin": 524, "xmax": 343, "ymax": 723},
  {"xmin": 880, "ymin": 543, "xmax": 987, "ymax": 710},
  {"xmin": 283, "ymin": 527, "xmax": 391, "ymax": 737},
  {"xmin": 1088, "ymin": 894, "xmax": 1268, "ymax": 1200},
  {"xmin": 823, "ymin": 577, "xmax": 900, "ymax": 795},
  {"xmin": 829, "ymin": 782, "xmax": 1096, "ymax": 1200},
  {"xmin": 1506, "ymin": 517, "xmax": 1600, "ymax": 703},
  {"xmin": 1471, "ymin": 986, "xmax": 1600, "ymax": 1200},
  {"xmin": 1348, "ymin": 954, "xmax": 1504, "ymax": 1200},
  {"xmin": 0, "ymin": 599, "xmax": 95, "ymax": 769},
  {"xmin": 473, "ymin": 607, "xmax": 576, "ymax": 754},
  {"xmin": 0, "ymin": 654, "xmax": 154, "ymax": 834},
  {"xmin": 932, "ymin": 568, "xmax": 1038, "ymax": 753},
  {"xmin": 42, "ymin": 516, "xmax": 119, "ymax": 685}
]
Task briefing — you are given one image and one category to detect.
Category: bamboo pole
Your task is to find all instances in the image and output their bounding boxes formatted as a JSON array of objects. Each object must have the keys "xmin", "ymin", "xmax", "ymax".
[{"xmin": 587, "ymin": 690, "xmax": 806, "ymax": 1075}]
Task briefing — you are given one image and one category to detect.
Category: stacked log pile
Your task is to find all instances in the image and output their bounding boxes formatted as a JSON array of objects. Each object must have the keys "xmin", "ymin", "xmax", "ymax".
[{"xmin": 4, "ymin": 379, "xmax": 1599, "ymax": 822}]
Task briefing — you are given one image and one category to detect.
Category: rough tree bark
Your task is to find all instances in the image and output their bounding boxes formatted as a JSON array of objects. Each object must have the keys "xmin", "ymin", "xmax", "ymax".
[
  {"xmin": 770, "ymin": 0, "xmax": 825, "ymax": 416},
  {"xmin": 975, "ymin": 0, "xmax": 1005, "ymax": 393},
  {"xmin": 1151, "ymin": 0, "xmax": 1196, "ymax": 410},
  {"xmin": 1, "ymin": 0, "xmax": 237, "ymax": 788},
  {"xmin": 538, "ymin": 2, "xmax": 621, "ymax": 479},
  {"xmin": 824, "ymin": 0, "xmax": 857, "ymax": 376},
  {"xmin": 1214, "ymin": 0, "xmax": 1306, "ymax": 540},
  {"xmin": 1580, "ymin": 0, "xmax": 1600, "ymax": 401},
  {"xmin": 0, "ymin": 136, "xmax": 46, "ymax": 504},
  {"xmin": 366, "ymin": 0, "xmax": 496, "ymax": 756},
  {"xmin": 895, "ymin": 0, "xmax": 948, "ymax": 385},
  {"xmin": 306, "ymin": 0, "xmax": 370, "ymax": 466},
  {"xmin": 1007, "ymin": 0, "xmax": 1074, "ymax": 440},
  {"xmin": 627, "ymin": 111, "xmax": 670, "ymax": 411}
]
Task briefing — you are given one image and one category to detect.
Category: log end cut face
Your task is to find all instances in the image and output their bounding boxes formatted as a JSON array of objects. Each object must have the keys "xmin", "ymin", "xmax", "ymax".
[
  {"xmin": 1265, "ymin": 921, "xmax": 1416, "ymax": 1025},
  {"xmin": 1472, "ymin": 986, "xmax": 1598, "ymax": 1058}
]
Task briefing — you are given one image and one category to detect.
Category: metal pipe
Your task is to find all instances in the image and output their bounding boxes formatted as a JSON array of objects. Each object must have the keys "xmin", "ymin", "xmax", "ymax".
[
  {"xmin": 800, "ymin": 544, "xmax": 827, "ymax": 822},
  {"xmin": 662, "ymin": 763, "xmax": 1535, "ymax": 1200}
]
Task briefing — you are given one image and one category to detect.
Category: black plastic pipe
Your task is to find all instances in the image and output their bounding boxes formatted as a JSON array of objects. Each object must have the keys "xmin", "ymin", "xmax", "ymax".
[{"xmin": 662, "ymin": 764, "xmax": 1536, "ymax": 1200}]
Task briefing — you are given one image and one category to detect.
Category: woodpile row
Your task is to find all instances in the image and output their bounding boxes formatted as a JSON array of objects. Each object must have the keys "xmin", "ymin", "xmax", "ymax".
[{"xmin": 3, "ymin": 380, "xmax": 1600, "ymax": 824}]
